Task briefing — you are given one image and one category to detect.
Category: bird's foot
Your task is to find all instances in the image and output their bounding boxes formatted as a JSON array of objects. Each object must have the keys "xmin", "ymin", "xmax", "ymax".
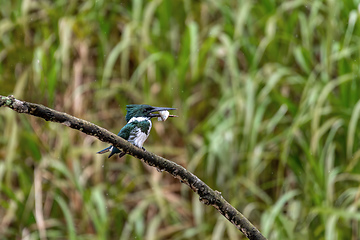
[{"xmin": 142, "ymin": 147, "xmax": 146, "ymax": 151}]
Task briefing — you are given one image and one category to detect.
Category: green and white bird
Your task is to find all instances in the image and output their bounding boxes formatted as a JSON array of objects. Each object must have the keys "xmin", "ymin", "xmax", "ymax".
[{"xmin": 97, "ymin": 104, "xmax": 176, "ymax": 158}]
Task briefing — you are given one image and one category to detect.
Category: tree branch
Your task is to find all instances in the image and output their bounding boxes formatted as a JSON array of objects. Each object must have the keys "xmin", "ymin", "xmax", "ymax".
[{"xmin": 0, "ymin": 95, "xmax": 267, "ymax": 240}]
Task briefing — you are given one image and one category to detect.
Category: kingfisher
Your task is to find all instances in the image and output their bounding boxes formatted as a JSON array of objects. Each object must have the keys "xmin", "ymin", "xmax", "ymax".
[{"xmin": 97, "ymin": 104, "xmax": 176, "ymax": 158}]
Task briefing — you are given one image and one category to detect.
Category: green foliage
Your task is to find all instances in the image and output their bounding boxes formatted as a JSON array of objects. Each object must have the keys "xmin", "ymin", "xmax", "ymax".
[{"xmin": 1, "ymin": 0, "xmax": 360, "ymax": 239}]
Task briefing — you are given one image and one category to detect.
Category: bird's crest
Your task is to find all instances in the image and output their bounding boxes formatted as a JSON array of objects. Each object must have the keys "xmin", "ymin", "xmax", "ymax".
[{"xmin": 125, "ymin": 104, "xmax": 152, "ymax": 122}]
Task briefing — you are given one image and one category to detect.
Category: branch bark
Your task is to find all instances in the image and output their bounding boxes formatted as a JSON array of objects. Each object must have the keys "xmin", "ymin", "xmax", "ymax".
[{"xmin": 0, "ymin": 95, "xmax": 267, "ymax": 240}]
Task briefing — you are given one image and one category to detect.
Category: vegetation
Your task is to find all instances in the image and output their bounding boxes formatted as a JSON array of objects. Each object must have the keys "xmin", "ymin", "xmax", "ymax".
[{"xmin": 1, "ymin": 0, "xmax": 360, "ymax": 239}]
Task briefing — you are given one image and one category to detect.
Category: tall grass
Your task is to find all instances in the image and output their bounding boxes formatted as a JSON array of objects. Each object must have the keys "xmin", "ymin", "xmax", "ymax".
[{"xmin": 1, "ymin": 0, "xmax": 360, "ymax": 239}]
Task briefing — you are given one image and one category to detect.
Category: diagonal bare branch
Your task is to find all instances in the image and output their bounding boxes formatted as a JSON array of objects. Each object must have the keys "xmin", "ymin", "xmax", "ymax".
[{"xmin": 0, "ymin": 95, "xmax": 267, "ymax": 240}]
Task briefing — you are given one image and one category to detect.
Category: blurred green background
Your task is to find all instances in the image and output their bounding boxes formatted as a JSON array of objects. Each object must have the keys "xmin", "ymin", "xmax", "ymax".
[{"xmin": 1, "ymin": 0, "xmax": 360, "ymax": 239}]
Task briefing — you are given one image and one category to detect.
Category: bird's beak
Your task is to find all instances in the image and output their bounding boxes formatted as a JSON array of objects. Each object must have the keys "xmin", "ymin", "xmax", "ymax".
[
  {"xmin": 149, "ymin": 107, "xmax": 176, "ymax": 113},
  {"xmin": 148, "ymin": 106, "xmax": 177, "ymax": 118}
]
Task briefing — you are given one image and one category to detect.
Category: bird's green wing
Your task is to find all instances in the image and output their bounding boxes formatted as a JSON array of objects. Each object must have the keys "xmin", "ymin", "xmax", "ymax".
[{"xmin": 117, "ymin": 122, "xmax": 138, "ymax": 140}]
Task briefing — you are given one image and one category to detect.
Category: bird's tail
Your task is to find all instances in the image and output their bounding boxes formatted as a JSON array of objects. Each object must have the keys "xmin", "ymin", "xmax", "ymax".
[
  {"xmin": 97, "ymin": 146, "xmax": 111, "ymax": 154},
  {"xmin": 97, "ymin": 146, "xmax": 126, "ymax": 158}
]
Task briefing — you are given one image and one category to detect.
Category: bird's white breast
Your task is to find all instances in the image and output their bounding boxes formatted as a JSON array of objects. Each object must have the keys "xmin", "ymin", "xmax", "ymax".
[{"xmin": 127, "ymin": 117, "xmax": 152, "ymax": 148}]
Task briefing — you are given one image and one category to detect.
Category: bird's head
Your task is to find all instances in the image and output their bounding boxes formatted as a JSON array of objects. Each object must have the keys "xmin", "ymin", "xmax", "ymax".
[{"xmin": 125, "ymin": 104, "xmax": 176, "ymax": 122}]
